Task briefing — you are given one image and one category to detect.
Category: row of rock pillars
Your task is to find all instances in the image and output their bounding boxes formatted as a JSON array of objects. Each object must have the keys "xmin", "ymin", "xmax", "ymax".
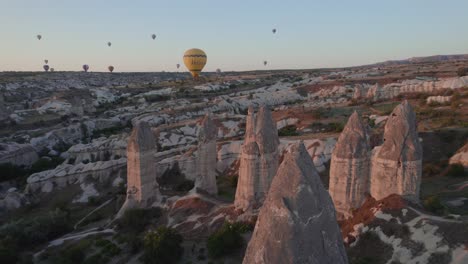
[
  {"xmin": 329, "ymin": 100, "xmax": 422, "ymax": 219},
  {"xmin": 118, "ymin": 102, "xmax": 420, "ymax": 263},
  {"xmin": 117, "ymin": 113, "xmax": 218, "ymax": 217}
]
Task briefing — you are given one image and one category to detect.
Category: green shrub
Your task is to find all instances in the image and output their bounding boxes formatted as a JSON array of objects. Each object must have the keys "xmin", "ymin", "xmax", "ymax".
[
  {"xmin": 142, "ymin": 227, "xmax": 183, "ymax": 264},
  {"xmin": 423, "ymin": 196, "xmax": 444, "ymax": 215},
  {"xmin": 278, "ymin": 125, "xmax": 299, "ymax": 137},
  {"xmin": 117, "ymin": 208, "xmax": 162, "ymax": 233},
  {"xmin": 207, "ymin": 222, "xmax": 244, "ymax": 258},
  {"xmin": 446, "ymin": 164, "xmax": 466, "ymax": 177}
]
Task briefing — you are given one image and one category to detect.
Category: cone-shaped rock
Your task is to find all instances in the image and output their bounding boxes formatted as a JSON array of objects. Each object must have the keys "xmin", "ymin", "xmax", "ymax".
[
  {"xmin": 370, "ymin": 101, "xmax": 422, "ymax": 201},
  {"xmin": 243, "ymin": 142, "xmax": 348, "ymax": 264},
  {"xmin": 329, "ymin": 111, "xmax": 370, "ymax": 219},
  {"xmin": 117, "ymin": 121, "xmax": 160, "ymax": 217},
  {"xmin": 194, "ymin": 113, "xmax": 218, "ymax": 195}
]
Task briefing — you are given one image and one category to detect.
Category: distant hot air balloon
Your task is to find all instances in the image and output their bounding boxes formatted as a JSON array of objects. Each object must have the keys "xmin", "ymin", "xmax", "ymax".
[
  {"xmin": 83, "ymin": 64, "xmax": 89, "ymax": 72},
  {"xmin": 152, "ymin": 34, "xmax": 156, "ymax": 40},
  {"xmin": 216, "ymin": 68, "xmax": 221, "ymax": 73},
  {"xmin": 50, "ymin": 68, "xmax": 55, "ymax": 72},
  {"xmin": 44, "ymin": 59, "xmax": 48, "ymax": 64},
  {"xmin": 176, "ymin": 63, "xmax": 180, "ymax": 69},
  {"xmin": 37, "ymin": 35, "xmax": 42, "ymax": 40},
  {"xmin": 43, "ymin": 65, "xmax": 49, "ymax": 72},
  {"xmin": 183, "ymin": 48, "xmax": 207, "ymax": 79},
  {"xmin": 108, "ymin": 66, "xmax": 114, "ymax": 73},
  {"xmin": 107, "ymin": 42, "xmax": 112, "ymax": 47},
  {"xmin": 272, "ymin": 28, "xmax": 277, "ymax": 34},
  {"xmin": 264, "ymin": 61, "xmax": 268, "ymax": 66}
]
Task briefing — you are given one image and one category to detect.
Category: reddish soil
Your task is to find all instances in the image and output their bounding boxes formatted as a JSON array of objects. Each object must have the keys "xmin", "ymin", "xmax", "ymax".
[{"xmin": 339, "ymin": 194, "xmax": 407, "ymax": 241}]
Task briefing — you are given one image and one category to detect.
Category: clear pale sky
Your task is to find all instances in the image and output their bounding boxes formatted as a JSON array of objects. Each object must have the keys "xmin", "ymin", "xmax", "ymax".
[{"xmin": 1, "ymin": 0, "xmax": 467, "ymax": 72}]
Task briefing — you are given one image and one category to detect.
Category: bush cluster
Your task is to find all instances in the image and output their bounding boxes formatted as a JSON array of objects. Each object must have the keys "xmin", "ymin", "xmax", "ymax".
[{"xmin": 142, "ymin": 227, "xmax": 183, "ymax": 264}]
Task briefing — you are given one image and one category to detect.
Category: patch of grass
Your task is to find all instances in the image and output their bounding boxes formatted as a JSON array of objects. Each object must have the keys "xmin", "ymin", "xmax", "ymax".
[{"xmin": 116, "ymin": 207, "xmax": 162, "ymax": 234}]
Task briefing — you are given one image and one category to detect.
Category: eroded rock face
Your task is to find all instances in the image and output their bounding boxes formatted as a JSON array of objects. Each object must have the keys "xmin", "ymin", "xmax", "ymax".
[
  {"xmin": 0, "ymin": 143, "xmax": 39, "ymax": 167},
  {"xmin": 118, "ymin": 121, "xmax": 160, "ymax": 216},
  {"xmin": 194, "ymin": 114, "xmax": 218, "ymax": 195},
  {"xmin": 370, "ymin": 101, "xmax": 422, "ymax": 201},
  {"xmin": 329, "ymin": 111, "xmax": 370, "ymax": 219},
  {"xmin": 243, "ymin": 142, "xmax": 348, "ymax": 264},
  {"xmin": 235, "ymin": 106, "xmax": 279, "ymax": 211},
  {"xmin": 450, "ymin": 142, "xmax": 468, "ymax": 170}
]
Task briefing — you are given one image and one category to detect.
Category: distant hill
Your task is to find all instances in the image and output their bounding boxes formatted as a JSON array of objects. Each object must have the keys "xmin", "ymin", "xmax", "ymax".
[{"xmin": 370, "ymin": 54, "xmax": 468, "ymax": 67}]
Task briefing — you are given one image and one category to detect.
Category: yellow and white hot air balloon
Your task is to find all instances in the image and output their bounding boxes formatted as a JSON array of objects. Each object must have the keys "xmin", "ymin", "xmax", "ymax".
[{"xmin": 183, "ymin": 48, "xmax": 207, "ymax": 79}]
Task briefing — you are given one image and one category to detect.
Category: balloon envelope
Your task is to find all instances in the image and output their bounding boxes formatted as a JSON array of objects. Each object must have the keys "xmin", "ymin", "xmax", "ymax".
[
  {"xmin": 176, "ymin": 63, "xmax": 180, "ymax": 69},
  {"xmin": 44, "ymin": 60, "xmax": 48, "ymax": 64},
  {"xmin": 43, "ymin": 65, "xmax": 49, "ymax": 72},
  {"xmin": 37, "ymin": 35, "xmax": 42, "ymax": 40},
  {"xmin": 83, "ymin": 64, "xmax": 89, "ymax": 72},
  {"xmin": 152, "ymin": 34, "xmax": 156, "ymax": 40},
  {"xmin": 183, "ymin": 48, "xmax": 207, "ymax": 78},
  {"xmin": 50, "ymin": 68, "xmax": 55, "ymax": 72},
  {"xmin": 264, "ymin": 61, "xmax": 268, "ymax": 66},
  {"xmin": 107, "ymin": 42, "xmax": 111, "ymax": 47},
  {"xmin": 108, "ymin": 66, "xmax": 114, "ymax": 73},
  {"xmin": 272, "ymin": 28, "xmax": 276, "ymax": 34}
]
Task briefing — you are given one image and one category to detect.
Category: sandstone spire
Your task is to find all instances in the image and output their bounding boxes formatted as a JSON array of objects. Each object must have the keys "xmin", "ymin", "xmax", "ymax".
[
  {"xmin": 117, "ymin": 121, "xmax": 160, "ymax": 217},
  {"xmin": 194, "ymin": 113, "xmax": 218, "ymax": 195},
  {"xmin": 234, "ymin": 106, "xmax": 280, "ymax": 211},
  {"xmin": 370, "ymin": 101, "xmax": 422, "ymax": 201},
  {"xmin": 243, "ymin": 142, "xmax": 348, "ymax": 264},
  {"xmin": 255, "ymin": 105, "xmax": 279, "ymax": 201},
  {"xmin": 235, "ymin": 107, "xmax": 260, "ymax": 210},
  {"xmin": 329, "ymin": 111, "xmax": 370, "ymax": 219}
]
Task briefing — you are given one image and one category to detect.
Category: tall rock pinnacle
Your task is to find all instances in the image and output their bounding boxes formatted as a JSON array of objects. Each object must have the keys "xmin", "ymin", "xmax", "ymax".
[
  {"xmin": 329, "ymin": 111, "xmax": 370, "ymax": 219},
  {"xmin": 243, "ymin": 142, "xmax": 348, "ymax": 264},
  {"xmin": 370, "ymin": 101, "xmax": 422, "ymax": 201},
  {"xmin": 117, "ymin": 121, "xmax": 160, "ymax": 217},
  {"xmin": 235, "ymin": 106, "xmax": 280, "ymax": 211},
  {"xmin": 194, "ymin": 113, "xmax": 218, "ymax": 195}
]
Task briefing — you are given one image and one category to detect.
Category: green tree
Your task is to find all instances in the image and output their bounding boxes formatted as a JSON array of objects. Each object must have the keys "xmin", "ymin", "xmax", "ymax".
[{"xmin": 142, "ymin": 227, "xmax": 183, "ymax": 264}]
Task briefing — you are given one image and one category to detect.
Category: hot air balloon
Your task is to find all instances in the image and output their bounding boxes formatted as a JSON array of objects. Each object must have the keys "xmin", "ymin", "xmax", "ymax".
[
  {"xmin": 108, "ymin": 66, "xmax": 114, "ymax": 73},
  {"xmin": 183, "ymin": 48, "xmax": 207, "ymax": 79},
  {"xmin": 264, "ymin": 61, "xmax": 268, "ymax": 66},
  {"xmin": 44, "ymin": 59, "xmax": 48, "ymax": 64},
  {"xmin": 37, "ymin": 35, "xmax": 42, "ymax": 40},
  {"xmin": 216, "ymin": 68, "xmax": 221, "ymax": 73},
  {"xmin": 176, "ymin": 63, "xmax": 180, "ymax": 69},
  {"xmin": 43, "ymin": 65, "xmax": 49, "ymax": 72},
  {"xmin": 152, "ymin": 34, "xmax": 156, "ymax": 40},
  {"xmin": 83, "ymin": 64, "xmax": 89, "ymax": 72},
  {"xmin": 107, "ymin": 42, "xmax": 112, "ymax": 47},
  {"xmin": 50, "ymin": 68, "xmax": 55, "ymax": 72},
  {"xmin": 272, "ymin": 28, "xmax": 277, "ymax": 34}
]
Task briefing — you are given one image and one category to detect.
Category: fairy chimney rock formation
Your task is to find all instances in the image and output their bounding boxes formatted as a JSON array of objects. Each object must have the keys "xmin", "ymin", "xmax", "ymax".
[
  {"xmin": 243, "ymin": 142, "xmax": 348, "ymax": 264},
  {"xmin": 370, "ymin": 101, "xmax": 422, "ymax": 201},
  {"xmin": 235, "ymin": 106, "xmax": 279, "ymax": 211},
  {"xmin": 118, "ymin": 121, "xmax": 160, "ymax": 216},
  {"xmin": 255, "ymin": 106, "xmax": 280, "ymax": 199},
  {"xmin": 194, "ymin": 113, "xmax": 218, "ymax": 195},
  {"xmin": 329, "ymin": 111, "xmax": 370, "ymax": 219}
]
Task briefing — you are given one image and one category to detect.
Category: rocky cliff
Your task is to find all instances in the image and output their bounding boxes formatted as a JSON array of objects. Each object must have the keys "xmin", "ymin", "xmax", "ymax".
[
  {"xmin": 329, "ymin": 111, "xmax": 370, "ymax": 219},
  {"xmin": 243, "ymin": 142, "xmax": 348, "ymax": 264}
]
